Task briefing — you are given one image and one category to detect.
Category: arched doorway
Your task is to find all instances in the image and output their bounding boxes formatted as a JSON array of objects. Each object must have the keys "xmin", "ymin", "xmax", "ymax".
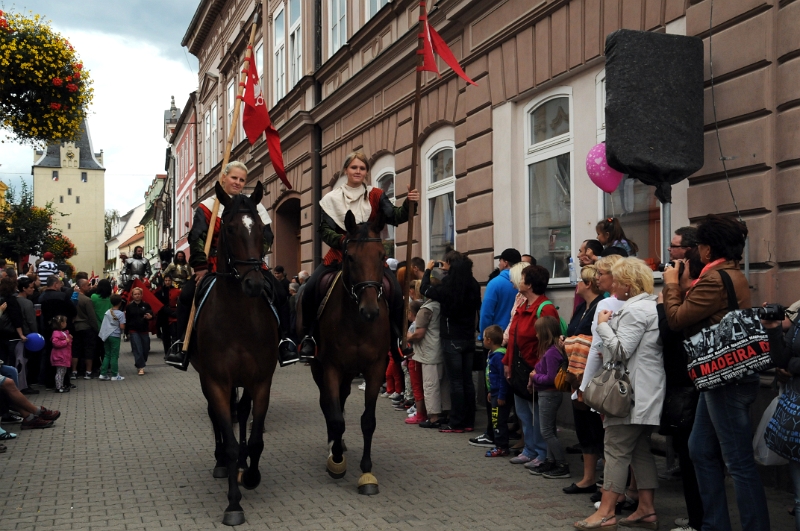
[{"xmin": 274, "ymin": 196, "xmax": 301, "ymax": 277}]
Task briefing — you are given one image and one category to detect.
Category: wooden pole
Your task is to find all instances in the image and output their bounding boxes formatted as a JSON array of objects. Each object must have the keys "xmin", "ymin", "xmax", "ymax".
[
  {"xmin": 401, "ymin": 1, "xmax": 426, "ymax": 339},
  {"xmin": 182, "ymin": 10, "xmax": 260, "ymax": 353}
]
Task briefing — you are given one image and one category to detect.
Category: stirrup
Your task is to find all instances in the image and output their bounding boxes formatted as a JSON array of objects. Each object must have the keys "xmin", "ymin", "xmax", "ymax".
[
  {"xmin": 298, "ymin": 335, "xmax": 316, "ymax": 363},
  {"xmin": 278, "ymin": 338, "xmax": 300, "ymax": 367},
  {"xmin": 165, "ymin": 340, "xmax": 189, "ymax": 371}
]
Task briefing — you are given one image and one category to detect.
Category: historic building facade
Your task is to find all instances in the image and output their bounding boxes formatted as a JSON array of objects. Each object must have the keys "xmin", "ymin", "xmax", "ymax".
[
  {"xmin": 170, "ymin": 92, "xmax": 199, "ymax": 257},
  {"xmin": 181, "ymin": 0, "xmax": 799, "ymax": 307},
  {"xmin": 33, "ymin": 120, "xmax": 106, "ymax": 275}
]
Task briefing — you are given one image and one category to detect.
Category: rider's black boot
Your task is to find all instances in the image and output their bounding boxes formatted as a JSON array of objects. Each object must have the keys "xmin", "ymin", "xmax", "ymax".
[
  {"xmin": 165, "ymin": 340, "xmax": 190, "ymax": 371},
  {"xmin": 298, "ymin": 335, "xmax": 316, "ymax": 363},
  {"xmin": 278, "ymin": 337, "xmax": 299, "ymax": 367}
]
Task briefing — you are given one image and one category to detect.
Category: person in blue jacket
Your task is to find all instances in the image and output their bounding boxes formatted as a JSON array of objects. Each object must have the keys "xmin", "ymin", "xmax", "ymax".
[
  {"xmin": 470, "ymin": 248, "xmax": 522, "ymax": 449},
  {"xmin": 483, "ymin": 325, "xmax": 511, "ymax": 457}
]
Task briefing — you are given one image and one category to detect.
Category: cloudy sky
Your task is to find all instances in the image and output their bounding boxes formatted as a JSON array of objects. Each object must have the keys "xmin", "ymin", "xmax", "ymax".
[{"xmin": 0, "ymin": 0, "xmax": 201, "ymax": 215}]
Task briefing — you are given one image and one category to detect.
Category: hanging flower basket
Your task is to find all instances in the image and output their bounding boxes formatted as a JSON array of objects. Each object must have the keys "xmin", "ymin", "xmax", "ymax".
[{"xmin": 0, "ymin": 10, "xmax": 93, "ymax": 145}]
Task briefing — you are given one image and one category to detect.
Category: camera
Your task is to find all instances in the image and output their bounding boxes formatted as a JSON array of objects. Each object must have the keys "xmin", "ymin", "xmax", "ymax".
[
  {"xmin": 658, "ymin": 261, "xmax": 684, "ymax": 276},
  {"xmin": 756, "ymin": 304, "xmax": 786, "ymax": 321},
  {"xmin": 434, "ymin": 261, "xmax": 443, "ymax": 268}
]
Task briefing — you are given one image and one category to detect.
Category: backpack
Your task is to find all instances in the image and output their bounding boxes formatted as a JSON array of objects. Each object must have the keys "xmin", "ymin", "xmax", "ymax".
[
  {"xmin": 536, "ymin": 300, "xmax": 568, "ymax": 336},
  {"xmin": 553, "ymin": 348, "xmax": 573, "ymax": 392}
]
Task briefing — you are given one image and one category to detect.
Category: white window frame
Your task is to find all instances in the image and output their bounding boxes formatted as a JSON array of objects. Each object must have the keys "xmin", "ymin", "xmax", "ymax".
[
  {"xmin": 523, "ymin": 87, "xmax": 574, "ymax": 283},
  {"xmin": 274, "ymin": 5, "xmax": 286, "ymax": 102},
  {"xmin": 227, "ymin": 80, "xmax": 236, "ymax": 145},
  {"xmin": 373, "ymin": 153, "xmax": 396, "ymax": 257},
  {"xmin": 203, "ymin": 111, "xmax": 211, "ymax": 173},
  {"xmin": 424, "ymin": 139, "xmax": 457, "ymax": 259},
  {"xmin": 365, "ymin": 0, "xmax": 389, "ymax": 20},
  {"xmin": 289, "ymin": 2, "xmax": 302, "ymax": 89},
  {"xmin": 210, "ymin": 102, "xmax": 218, "ymax": 167},
  {"xmin": 329, "ymin": 0, "xmax": 347, "ymax": 57},
  {"xmin": 188, "ymin": 126, "xmax": 194, "ymax": 169}
]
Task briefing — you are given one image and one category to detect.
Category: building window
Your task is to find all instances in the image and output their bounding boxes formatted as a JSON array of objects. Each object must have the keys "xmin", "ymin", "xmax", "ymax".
[
  {"xmin": 329, "ymin": 0, "xmax": 346, "ymax": 57},
  {"xmin": 76, "ymin": 196, "xmax": 80, "ymax": 204},
  {"xmin": 425, "ymin": 143, "xmax": 456, "ymax": 259},
  {"xmin": 67, "ymin": 223, "xmax": 71, "ymax": 230},
  {"xmin": 59, "ymin": 196, "xmax": 63, "ymax": 203},
  {"xmin": 210, "ymin": 103, "xmax": 218, "ymax": 167},
  {"xmin": 81, "ymin": 172, "xmax": 87, "ymax": 183},
  {"xmin": 366, "ymin": 0, "xmax": 389, "ymax": 20},
  {"xmin": 376, "ymin": 172, "xmax": 395, "ymax": 258},
  {"xmin": 67, "ymin": 188, "xmax": 72, "ymax": 195},
  {"xmin": 52, "ymin": 171, "xmax": 58, "ymax": 181},
  {"xmin": 204, "ymin": 111, "xmax": 211, "ymax": 172},
  {"xmin": 227, "ymin": 80, "xmax": 236, "ymax": 146},
  {"xmin": 289, "ymin": 0, "xmax": 301, "ymax": 88},
  {"xmin": 595, "ymin": 71, "xmax": 661, "ymax": 265},
  {"xmin": 183, "ymin": 145, "xmax": 188, "ymax": 178},
  {"xmin": 525, "ymin": 91, "xmax": 573, "ymax": 279},
  {"xmin": 274, "ymin": 6, "xmax": 286, "ymax": 102}
]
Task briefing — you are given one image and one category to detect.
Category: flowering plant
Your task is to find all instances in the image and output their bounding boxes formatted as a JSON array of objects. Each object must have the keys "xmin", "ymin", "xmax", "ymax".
[
  {"xmin": 0, "ymin": 10, "xmax": 93, "ymax": 145},
  {"xmin": 44, "ymin": 232, "xmax": 77, "ymax": 261}
]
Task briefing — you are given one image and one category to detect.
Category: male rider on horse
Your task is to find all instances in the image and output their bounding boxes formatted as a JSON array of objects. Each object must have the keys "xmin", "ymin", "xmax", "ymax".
[
  {"xmin": 165, "ymin": 161, "xmax": 297, "ymax": 370},
  {"xmin": 296, "ymin": 150, "xmax": 420, "ymax": 362}
]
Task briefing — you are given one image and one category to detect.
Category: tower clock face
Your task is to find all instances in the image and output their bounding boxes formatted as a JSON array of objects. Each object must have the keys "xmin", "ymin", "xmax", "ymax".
[{"xmin": 66, "ymin": 151, "xmax": 75, "ymax": 160}]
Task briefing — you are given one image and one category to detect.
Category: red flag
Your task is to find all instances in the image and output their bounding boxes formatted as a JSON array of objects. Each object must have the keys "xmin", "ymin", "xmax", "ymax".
[
  {"xmin": 241, "ymin": 47, "xmax": 292, "ymax": 190},
  {"xmin": 417, "ymin": 13, "xmax": 477, "ymax": 86}
]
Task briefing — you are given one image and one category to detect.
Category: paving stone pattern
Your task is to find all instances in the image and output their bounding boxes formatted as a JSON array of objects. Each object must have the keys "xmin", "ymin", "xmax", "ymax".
[{"xmin": 0, "ymin": 338, "xmax": 794, "ymax": 530}]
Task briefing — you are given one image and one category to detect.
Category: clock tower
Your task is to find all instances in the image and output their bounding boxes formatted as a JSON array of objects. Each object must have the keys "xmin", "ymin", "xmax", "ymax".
[{"xmin": 32, "ymin": 120, "xmax": 106, "ymax": 275}]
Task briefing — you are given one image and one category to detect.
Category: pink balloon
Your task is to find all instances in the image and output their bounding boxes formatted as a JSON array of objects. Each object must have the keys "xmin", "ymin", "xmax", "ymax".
[{"xmin": 586, "ymin": 143, "xmax": 624, "ymax": 193}]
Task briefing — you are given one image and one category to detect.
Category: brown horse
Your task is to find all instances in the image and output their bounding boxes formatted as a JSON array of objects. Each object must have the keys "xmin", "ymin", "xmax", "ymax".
[
  {"xmin": 191, "ymin": 181, "xmax": 279, "ymax": 525},
  {"xmin": 310, "ymin": 210, "xmax": 390, "ymax": 495}
]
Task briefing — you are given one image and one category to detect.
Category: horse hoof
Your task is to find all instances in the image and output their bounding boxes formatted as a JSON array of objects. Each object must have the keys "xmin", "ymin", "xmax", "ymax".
[
  {"xmin": 241, "ymin": 469, "xmax": 261, "ymax": 490},
  {"xmin": 222, "ymin": 511, "xmax": 245, "ymax": 526},
  {"xmin": 213, "ymin": 467, "xmax": 227, "ymax": 478},
  {"xmin": 357, "ymin": 473, "xmax": 379, "ymax": 495},
  {"xmin": 326, "ymin": 455, "xmax": 347, "ymax": 479}
]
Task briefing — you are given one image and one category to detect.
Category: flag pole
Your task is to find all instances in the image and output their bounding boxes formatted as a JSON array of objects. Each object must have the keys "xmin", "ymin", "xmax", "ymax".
[
  {"xmin": 401, "ymin": 1, "xmax": 426, "ymax": 340},
  {"xmin": 182, "ymin": 8, "xmax": 261, "ymax": 353}
]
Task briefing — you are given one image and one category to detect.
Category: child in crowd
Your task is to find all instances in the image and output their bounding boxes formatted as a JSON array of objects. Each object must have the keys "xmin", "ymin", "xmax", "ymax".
[
  {"xmin": 596, "ymin": 217, "xmax": 639, "ymax": 257},
  {"xmin": 484, "ymin": 325, "xmax": 511, "ymax": 457},
  {"xmin": 529, "ymin": 316, "xmax": 570, "ymax": 478},
  {"xmin": 405, "ymin": 300, "xmax": 427, "ymax": 424},
  {"xmin": 49, "ymin": 315, "xmax": 72, "ymax": 394},
  {"xmin": 98, "ymin": 295, "xmax": 126, "ymax": 381}
]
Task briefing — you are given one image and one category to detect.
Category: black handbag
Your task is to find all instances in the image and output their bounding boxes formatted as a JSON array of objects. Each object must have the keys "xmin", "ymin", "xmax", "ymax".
[
  {"xmin": 510, "ymin": 318, "xmax": 534, "ymax": 401},
  {"xmin": 659, "ymin": 386, "xmax": 699, "ymax": 436}
]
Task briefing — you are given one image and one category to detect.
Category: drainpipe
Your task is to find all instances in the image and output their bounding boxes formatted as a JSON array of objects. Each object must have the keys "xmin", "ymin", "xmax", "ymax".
[{"xmin": 312, "ymin": 0, "xmax": 323, "ymax": 268}]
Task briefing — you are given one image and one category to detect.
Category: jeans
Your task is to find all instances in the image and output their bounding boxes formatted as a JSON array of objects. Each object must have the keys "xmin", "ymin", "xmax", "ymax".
[
  {"xmin": 0, "ymin": 365, "xmax": 19, "ymax": 388},
  {"xmin": 689, "ymin": 378, "xmax": 769, "ymax": 531},
  {"xmin": 443, "ymin": 338, "xmax": 476, "ymax": 429},
  {"xmin": 790, "ymin": 460, "xmax": 800, "ymax": 531},
  {"xmin": 513, "ymin": 394, "xmax": 547, "ymax": 461},
  {"xmin": 130, "ymin": 332, "xmax": 150, "ymax": 369},
  {"xmin": 537, "ymin": 390, "xmax": 566, "ymax": 463}
]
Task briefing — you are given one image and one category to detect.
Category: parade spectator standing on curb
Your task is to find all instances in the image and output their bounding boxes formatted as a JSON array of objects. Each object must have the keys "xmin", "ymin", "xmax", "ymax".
[
  {"xmin": 49, "ymin": 315, "xmax": 72, "ymax": 393},
  {"xmin": 72, "ymin": 279, "xmax": 99, "ymax": 380},
  {"xmin": 668, "ymin": 226, "xmax": 698, "ymax": 261},
  {"xmin": 38, "ymin": 275, "xmax": 76, "ymax": 389},
  {"xmin": 15, "ymin": 277, "xmax": 38, "ymax": 393},
  {"xmin": 0, "ymin": 277, "xmax": 27, "ymax": 362},
  {"xmin": 125, "ymin": 287, "xmax": 153, "ymax": 376},
  {"xmin": 98, "ymin": 295, "xmax": 125, "ymax": 381},
  {"xmin": 483, "ymin": 325, "xmax": 510, "ymax": 457},
  {"xmin": 473, "ymin": 248, "xmax": 521, "ymax": 448},
  {"xmin": 36, "ymin": 252, "xmax": 59, "ymax": 283}
]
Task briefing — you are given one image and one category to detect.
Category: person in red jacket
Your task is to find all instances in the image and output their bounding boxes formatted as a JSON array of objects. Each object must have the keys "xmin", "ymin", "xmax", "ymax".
[
  {"xmin": 503, "ymin": 265, "xmax": 560, "ymax": 467},
  {"xmin": 154, "ymin": 275, "xmax": 180, "ymax": 356}
]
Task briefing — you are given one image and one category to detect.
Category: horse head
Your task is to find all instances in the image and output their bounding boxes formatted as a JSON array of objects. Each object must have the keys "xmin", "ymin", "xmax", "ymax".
[
  {"xmin": 343, "ymin": 209, "xmax": 386, "ymax": 322},
  {"xmin": 216, "ymin": 181, "xmax": 266, "ymax": 298}
]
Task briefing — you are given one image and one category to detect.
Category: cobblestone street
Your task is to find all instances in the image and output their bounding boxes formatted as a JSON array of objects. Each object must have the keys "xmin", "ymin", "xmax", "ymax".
[{"xmin": 0, "ymin": 338, "xmax": 795, "ymax": 530}]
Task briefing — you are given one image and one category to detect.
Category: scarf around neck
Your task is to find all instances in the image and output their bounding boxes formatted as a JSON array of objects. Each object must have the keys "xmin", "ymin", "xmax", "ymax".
[{"xmin": 319, "ymin": 183, "xmax": 373, "ymax": 230}]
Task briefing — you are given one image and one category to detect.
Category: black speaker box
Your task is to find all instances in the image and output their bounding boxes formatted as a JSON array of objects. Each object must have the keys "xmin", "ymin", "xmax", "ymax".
[{"xmin": 605, "ymin": 29, "xmax": 704, "ymax": 203}]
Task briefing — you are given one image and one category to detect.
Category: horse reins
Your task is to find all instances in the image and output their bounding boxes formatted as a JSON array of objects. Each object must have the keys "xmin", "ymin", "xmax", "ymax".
[{"xmin": 342, "ymin": 237, "xmax": 384, "ymax": 303}]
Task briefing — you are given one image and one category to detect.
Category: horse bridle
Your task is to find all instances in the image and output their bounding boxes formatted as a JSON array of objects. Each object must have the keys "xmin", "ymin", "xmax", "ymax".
[
  {"xmin": 219, "ymin": 205, "xmax": 264, "ymax": 281},
  {"xmin": 342, "ymin": 236, "xmax": 384, "ymax": 303}
]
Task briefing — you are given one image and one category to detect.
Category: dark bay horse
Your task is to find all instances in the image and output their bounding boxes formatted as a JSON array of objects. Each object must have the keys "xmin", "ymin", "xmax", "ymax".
[
  {"xmin": 310, "ymin": 209, "xmax": 390, "ymax": 495},
  {"xmin": 191, "ymin": 181, "xmax": 279, "ymax": 525}
]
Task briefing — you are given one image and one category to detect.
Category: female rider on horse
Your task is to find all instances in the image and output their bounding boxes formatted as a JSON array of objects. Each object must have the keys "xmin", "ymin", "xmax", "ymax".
[
  {"xmin": 165, "ymin": 161, "xmax": 297, "ymax": 370},
  {"xmin": 297, "ymin": 150, "xmax": 420, "ymax": 362}
]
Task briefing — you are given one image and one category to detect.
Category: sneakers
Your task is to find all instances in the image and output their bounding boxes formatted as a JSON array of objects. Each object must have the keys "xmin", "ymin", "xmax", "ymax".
[
  {"xmin": 438, "ymin": 425, "xmax": 465, "ymax": 433},
  {"xmin": 405, "ymin": 414, "xmax": 427, "ymax": 425},
  {"xmin": 671, "ymin": 526, "xmax": 698, "ymax": 531},
  {"xmin": 84, "ymin": 373, "xmax": 92, "ymax": 380},
  {"xmin": 407, "ymin": 406, "xmax": 417, "ymax": 416},
  {"xmin": 97, "ymin": 374, "xmax": 110, "ymax": 381},
  {"xmin": 529, "ymin": 459, "xmax": 556, "ymax": 475},
  {"xmin": 56, "ymin": 387, "xmax": 70, "ymax": 393},
  {"xmin": 38, "ymin": 407, "xmax": 60, "ymax": 421},
  {"xmin": 110, "ymin": 375, "xmax": 125, "ymax": 381},
  {"xmin": 509, "ymin": 454, "xmax": 532, "ymax": 464},
  {"xmin": 1, "ymin": 414, "xmax": 23, "ymax": 423},
  {"xmin": 379, "ymin": 392, "xmax": 390, "ymax": 398},
  {"xmin": 524, "ymin": 457, "xmax": 544, "ymax": 470},
  {"xmin": 71, "ymin": 372, "xmax": 78, "ymax": 380},
  {"xmin": 542, "ymin": 462, "xmax": 570, "ymax": 479},
  {"xmin": 468, "ymin": 434, "xmax": 495, "ymax": 448},
  {"xmin": 388, "ymin": 392, "xmax": 402, "ymax": 400},
  {"xmin": 674, "ymin": 519, "xmax": 689, "ymax": 527},
  {"xmin": 21, "ymin": 416, "xmax": 53, "ymax": 429},
  {"xmin": 358, "ymin": 382, "xmax": 366, "ymax": 391},
  {"xmin": 485, "ymin": 447, "xmax": 510, "ymax": 457}
]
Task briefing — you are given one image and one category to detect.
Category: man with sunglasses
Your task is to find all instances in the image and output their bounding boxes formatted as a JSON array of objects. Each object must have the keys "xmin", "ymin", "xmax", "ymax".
[{"xmin": 669, "ymin": 226, "xmax": 698, "ymax": 261}]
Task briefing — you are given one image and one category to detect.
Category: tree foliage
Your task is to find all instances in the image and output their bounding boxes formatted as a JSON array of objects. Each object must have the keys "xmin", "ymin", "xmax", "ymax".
[
  {"xmin": 0, "ymin": 10, "xmax": 94, "ymax": 145},
  {"xmin": 0, "ymin": 181, "xmax": 69, "ymax": 265}
]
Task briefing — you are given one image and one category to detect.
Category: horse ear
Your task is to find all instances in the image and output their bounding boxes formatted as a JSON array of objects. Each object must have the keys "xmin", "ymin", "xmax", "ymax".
[
  {"xmin": 250, "ymin": 181, "xmax": 264, "ymax": 205},
  {"xmin": 345, "ymin": 210, "xmax": 357, "ymax": 234},
  {"xmin": 215, "ymin": 182, "xmax": 231, "ymax": 207}
]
